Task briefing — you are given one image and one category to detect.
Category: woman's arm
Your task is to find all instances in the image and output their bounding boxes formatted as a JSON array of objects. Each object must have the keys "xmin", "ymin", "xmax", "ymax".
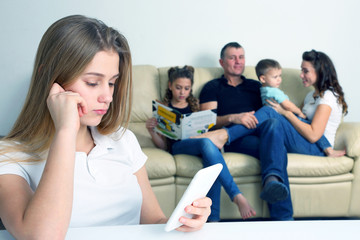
[
  {"xmin": 136, "ymin": 166, "xmax": 211, "ymax": 232},
  {"xmin": 280, "ymin": 99, "xmax": 306, "ymax": 119},
  {"xmin": 272, "ymin": 101, "xmax": 331, "ymax": 143}
]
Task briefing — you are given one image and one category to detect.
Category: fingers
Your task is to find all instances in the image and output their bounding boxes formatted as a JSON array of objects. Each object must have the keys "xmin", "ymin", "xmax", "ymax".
[
  {"xmin": 49, "ymin": 82, "xmax": 65, "ymax": 96},
  {"xmin": 243, "ymin": 112, "xmax": 258, "ymax": 129},
  {"xmin": 176, "ymin": 197, "xmax": 211, "ymax": 232},
  {"xmin": 266, "ymin": 99, "xmax": 277, "ymax": 107},
  {"xmin": 77, "ymin": 98, "xmax": 88, "ymax": 117},
  {"xmin": 191, "ymin": 197, "xmax": 212, "ymax": 210},
  {"xmin": 77, "ymin": 102, "xmax": 88, "ymax": 117},
  {"xmin": 265, "ymin": 99, "xmax": 286, "ymax": 115},
  {"xmin": 231, "ymin": 112, "xmax": 258, "ymax": 128},
  {"xmin": 47, "ymin": 83, "xmax": 87, "ymax": 131},
  {"xmin": 146, "ymin": 118, "xmax": 157, "ymax": 129},
  {"xmin": 248, "ymin": 111, "xmax": 258, "ymax": 124}
]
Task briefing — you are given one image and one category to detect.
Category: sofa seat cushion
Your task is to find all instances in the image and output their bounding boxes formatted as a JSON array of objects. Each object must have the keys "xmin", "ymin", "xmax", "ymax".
[
  {"xmin": 174, "ymin": 153, "xmax": 260, "ymax": 177},
  {"xmin": 143, "ymin": 148, "xmax": 176, "ymax": 179},
  {"xmin": 223, "ymin": 152, "xmax": 260, "ymax": 176},
  {"xmin": 172, "ymin": 152, "xmax": 354, "ymax": 179},
  {"xmin": 173, "ymin": 154, "xmax": 203, "ymax": 177},
  {"xmin": 287, "ymin": 154, "xmax": 354, "ymax": 177}
]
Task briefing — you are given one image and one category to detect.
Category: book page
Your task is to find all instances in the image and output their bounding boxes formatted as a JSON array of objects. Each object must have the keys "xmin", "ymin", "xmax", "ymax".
[{"xmin": 152, "ymin": 100, "xmax": 216, "ymax": 140}]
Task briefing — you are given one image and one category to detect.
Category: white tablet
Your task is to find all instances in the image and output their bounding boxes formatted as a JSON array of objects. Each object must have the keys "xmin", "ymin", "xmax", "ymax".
[{"xmin": 164, "ymin": 163, "xmax": 223, "ymax": 232}]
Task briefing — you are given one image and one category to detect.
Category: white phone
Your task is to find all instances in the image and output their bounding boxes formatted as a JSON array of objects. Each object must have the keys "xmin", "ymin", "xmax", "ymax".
[{"xmin": 164, "ymin": 163, "xmax": 223, "ymax": 232}]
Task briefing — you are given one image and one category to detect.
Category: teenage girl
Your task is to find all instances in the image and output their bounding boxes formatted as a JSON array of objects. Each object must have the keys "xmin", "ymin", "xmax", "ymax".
[{"xmin": 0, "ymin": 16, "xmax": 210, "ymax": 239}]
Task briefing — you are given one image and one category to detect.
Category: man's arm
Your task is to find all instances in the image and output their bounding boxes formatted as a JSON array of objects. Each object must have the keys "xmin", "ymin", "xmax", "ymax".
[
  {"xmin": 200, "ymin": 101, "xmax": 258, "ymax": 129},
  {"xmin": 200, "ymin": 101, "xmax": 231, "ymax": 128}
]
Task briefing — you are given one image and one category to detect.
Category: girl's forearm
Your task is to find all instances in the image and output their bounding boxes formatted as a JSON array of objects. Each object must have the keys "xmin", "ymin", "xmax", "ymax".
[
  {"xmin": 22, "ymin": 129, "xmax": 76, "ymax": 238},
  {"xmin": 149, "ymin": 131, "xmax": 167, "ymax": 150}
]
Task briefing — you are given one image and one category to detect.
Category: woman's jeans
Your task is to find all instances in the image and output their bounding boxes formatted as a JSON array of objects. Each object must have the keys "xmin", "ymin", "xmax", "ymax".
[
  {"xmin": 225, "ymin": 106, "xmax": 328, "ymax": 220},
  {"xmin": 299, "ymin": 117, "xmax": 332, "ymax": 151},
  {"xmin": 172, "ymin": 138, "xmax": 241, "ymax": 221}
]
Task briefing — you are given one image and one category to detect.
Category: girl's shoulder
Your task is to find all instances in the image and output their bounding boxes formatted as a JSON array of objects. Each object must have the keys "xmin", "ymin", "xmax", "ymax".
[{"xmin": 0, "ymin": 140, "xmax": 34, "ymax": 162}]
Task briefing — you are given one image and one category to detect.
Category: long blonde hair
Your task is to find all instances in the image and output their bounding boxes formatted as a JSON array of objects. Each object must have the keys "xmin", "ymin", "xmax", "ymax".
[{"xmin": 1, "ymin": 15, "xmax": 133, "ymax": 162}]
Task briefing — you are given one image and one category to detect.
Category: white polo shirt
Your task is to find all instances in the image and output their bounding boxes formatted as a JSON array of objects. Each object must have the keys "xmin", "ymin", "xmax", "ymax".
[{"xmin": 0, "ymin": 127, "xmax": 147, "ymax": 227}]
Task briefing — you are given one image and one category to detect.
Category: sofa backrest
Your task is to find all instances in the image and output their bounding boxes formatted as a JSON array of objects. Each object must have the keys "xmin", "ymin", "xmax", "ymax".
[{"xmin": 129, "ymin": 65, "xmax": 312, "ymax": 148}]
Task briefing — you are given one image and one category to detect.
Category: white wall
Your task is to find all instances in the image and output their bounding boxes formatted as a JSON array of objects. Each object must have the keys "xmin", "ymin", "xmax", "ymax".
[{"xmin": 0, "ymin": 0, "xmax": 359, "ymax": 136}]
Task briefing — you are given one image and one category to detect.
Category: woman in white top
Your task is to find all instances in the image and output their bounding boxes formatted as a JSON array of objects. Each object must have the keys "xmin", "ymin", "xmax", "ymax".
[{"xmin": 0, "ymin": 15, "xmax": 211, "ymax": 239}]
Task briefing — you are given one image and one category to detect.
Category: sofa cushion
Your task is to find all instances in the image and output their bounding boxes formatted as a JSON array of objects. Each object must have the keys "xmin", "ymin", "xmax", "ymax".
[
  {"xmin": 131, "ymin": 65, "xmax": 160, "ymax": 123},
  {"xmin": 173, "ymin": 151, "xmax": 354, "ymax": 179},
  {"xmin": 287, "ymin": 154, "xmax": 354, "ymax": 177},
  {"xmin": 143, "ymin": 148, "xmax": 176, "ymax": 179},
  {"xmin": 174, "ymin": 153, "xmax": 260, "ymax": 178},
  {"xmin": 334, "ymin": 122, "xmax": 360, "ymax": 157}
]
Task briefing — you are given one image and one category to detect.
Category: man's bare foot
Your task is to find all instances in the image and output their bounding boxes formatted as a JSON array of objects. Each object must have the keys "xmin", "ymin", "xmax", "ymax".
[
  {"xmin": 233, "ymin": 193, "xmax": 256, "ymax": 220},
  {"xmin": 191, "ymin": 129, "xmax": 228, "ymax": 149},
  {"xmin": 324, "ymin": 147, "xmax": 346, "ymax": 157}
]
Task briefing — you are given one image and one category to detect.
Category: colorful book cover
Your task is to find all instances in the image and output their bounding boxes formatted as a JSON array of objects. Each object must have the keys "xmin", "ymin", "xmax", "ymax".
[{"xmin": 152, "ymin": 100, "xmax": 216, "ymax": 140}]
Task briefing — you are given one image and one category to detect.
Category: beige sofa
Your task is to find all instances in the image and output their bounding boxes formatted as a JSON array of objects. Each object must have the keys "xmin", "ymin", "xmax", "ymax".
[{"xmin": 129, "ymin": 65, "xmax": 360, "ymax": 220}]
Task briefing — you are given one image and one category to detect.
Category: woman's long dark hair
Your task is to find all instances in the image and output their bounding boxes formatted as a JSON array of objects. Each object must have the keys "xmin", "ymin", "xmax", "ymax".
[
  {"xmin": 302, "ymin": 50, "xmax": 348, "ymax": 115},
  {"xmin": 163, "ymin": 65, "xmax": 199, "ymax": 112}
]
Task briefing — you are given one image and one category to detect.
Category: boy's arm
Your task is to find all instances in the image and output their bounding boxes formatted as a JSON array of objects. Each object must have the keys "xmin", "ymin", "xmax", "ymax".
[{"xmin": 280, "ymin": 99, "xmax": 306, "ymax": 119}]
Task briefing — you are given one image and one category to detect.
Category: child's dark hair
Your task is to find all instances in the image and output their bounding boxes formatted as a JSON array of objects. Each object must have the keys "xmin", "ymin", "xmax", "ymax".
[
  {"xmin": 302, "ymin": 49, "xmax": 348, "ymax": 115},
  {"xmin": 255, "ymin": 59, "xmax": 282, "ymax": 79},
  {"xmin": 163, "ymin": 65, "xmax": 199, "ymax": 112}
]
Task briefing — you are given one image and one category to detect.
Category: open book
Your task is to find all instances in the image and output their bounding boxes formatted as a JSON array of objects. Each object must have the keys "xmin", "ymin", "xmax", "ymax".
[{"xmin": 152, "ymin": 100, "xmax": 217, "ymax": 140}]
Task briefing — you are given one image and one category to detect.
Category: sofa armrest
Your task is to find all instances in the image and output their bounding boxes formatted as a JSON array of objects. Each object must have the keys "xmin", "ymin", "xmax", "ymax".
[{"xmin": 334, "ymin": 122, "xmax": 360, "ymax": 158}]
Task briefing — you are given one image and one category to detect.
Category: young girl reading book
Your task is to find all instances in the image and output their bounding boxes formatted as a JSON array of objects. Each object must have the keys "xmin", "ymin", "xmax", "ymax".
[{"xmin": 146, "ymin": 66, "xmax": 256, "ymax": 221}]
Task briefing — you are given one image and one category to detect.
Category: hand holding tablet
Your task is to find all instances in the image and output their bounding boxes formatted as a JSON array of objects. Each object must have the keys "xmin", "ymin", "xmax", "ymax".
[{"xmin": 164, "ymin": 163, "xmax": 223, "ymax": 232}]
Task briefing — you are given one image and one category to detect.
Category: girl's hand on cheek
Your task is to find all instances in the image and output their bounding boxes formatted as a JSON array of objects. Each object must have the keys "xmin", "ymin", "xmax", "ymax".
[{"xmin": 47, "ymin": 83, "xmax": 88, "ymax": 132}]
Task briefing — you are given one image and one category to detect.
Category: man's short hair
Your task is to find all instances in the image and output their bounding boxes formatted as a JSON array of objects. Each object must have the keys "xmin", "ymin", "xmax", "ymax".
[
  {"xmin": 220, "ymin": 42, "xmax": 242, "ymax": 59},
  {"xmin": 255, "ymin": 59, "xmax": 282, "ymax": 79}
]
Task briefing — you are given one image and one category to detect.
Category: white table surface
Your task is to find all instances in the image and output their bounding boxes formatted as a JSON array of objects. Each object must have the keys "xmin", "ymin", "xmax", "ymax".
[{"xmin": 0, "ymin": 220, "xmax": 358, "ymax": 240}]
